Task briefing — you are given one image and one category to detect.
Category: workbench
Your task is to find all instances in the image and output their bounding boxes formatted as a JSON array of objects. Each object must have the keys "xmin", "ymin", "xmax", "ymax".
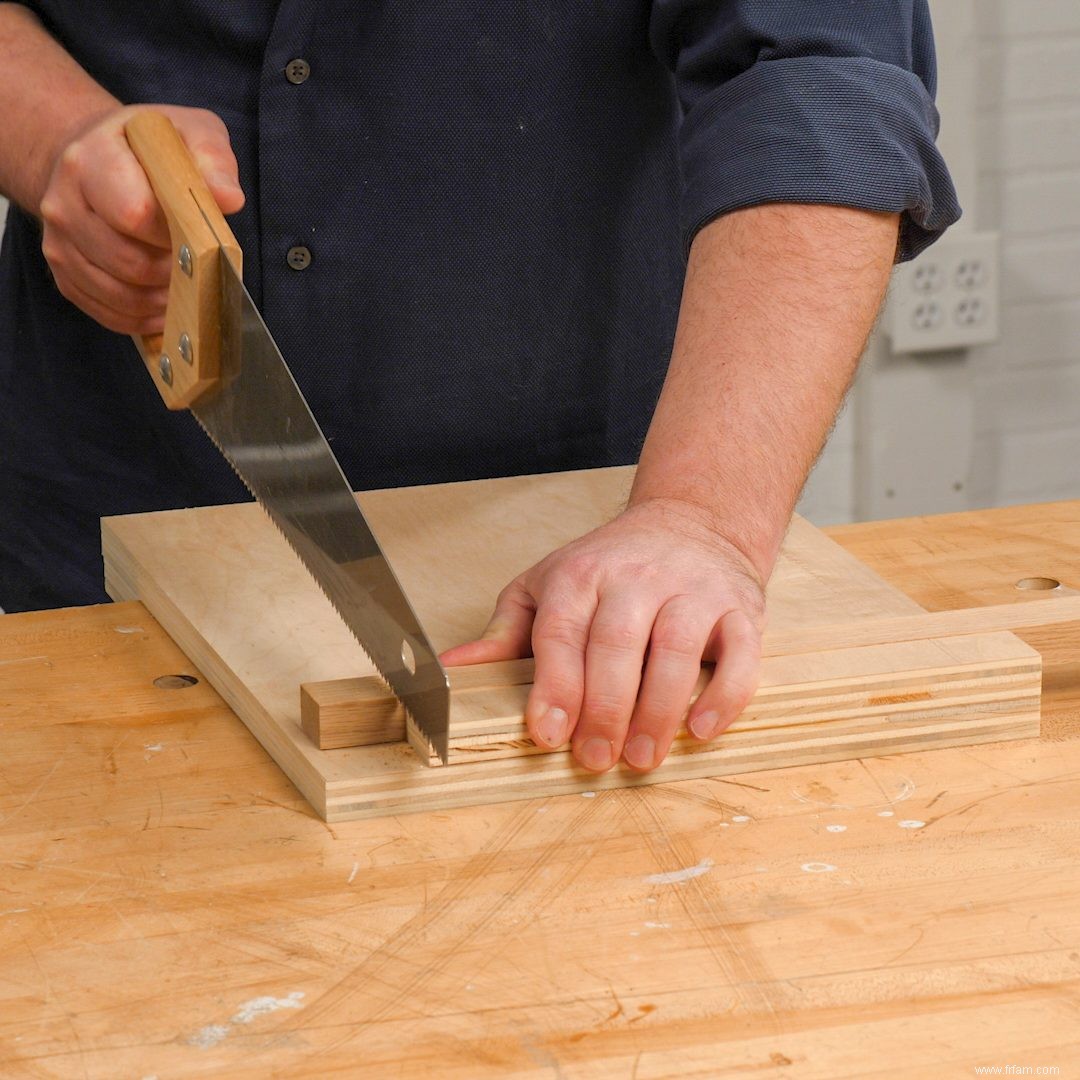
[{"xmin": 2, "ymin": 501, "xmax": 1078, "ymax": 1077}]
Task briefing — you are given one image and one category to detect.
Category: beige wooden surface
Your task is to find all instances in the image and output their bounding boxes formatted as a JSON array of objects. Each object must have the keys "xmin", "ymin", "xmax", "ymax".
[
  {"xmin": 103, "ymin": 468, "xmax": 1040, "ymax": 818},
  {"xmin": 301, "ymin": 598, "xmax": 1080, "ymax": 752},
  {"xmin": 2, "ymin": 499, "xmax": 1079, "ymax": 1077}
]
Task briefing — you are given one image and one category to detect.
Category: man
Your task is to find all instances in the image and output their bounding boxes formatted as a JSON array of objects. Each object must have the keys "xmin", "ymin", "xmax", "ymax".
[{"xmin": 0, "ymin": 4, "xmax": 958, "ymax": 775}]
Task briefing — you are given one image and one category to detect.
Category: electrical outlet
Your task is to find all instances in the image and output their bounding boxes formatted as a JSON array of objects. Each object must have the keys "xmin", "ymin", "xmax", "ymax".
[{"xmin": 887, "ymin": 231, "xmax": 999, "ymax": 353}]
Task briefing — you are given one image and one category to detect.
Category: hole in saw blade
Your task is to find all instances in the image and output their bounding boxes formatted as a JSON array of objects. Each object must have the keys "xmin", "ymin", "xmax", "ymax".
[{"xmin": 401, "ymin": 638, "xmax": 416, "ymax": 675}]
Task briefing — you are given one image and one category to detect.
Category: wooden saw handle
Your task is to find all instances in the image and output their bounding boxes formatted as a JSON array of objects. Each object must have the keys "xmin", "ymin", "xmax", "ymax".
[{"xmin": 124, "ymin": 111, "xmax": 242, "ymax": 409}]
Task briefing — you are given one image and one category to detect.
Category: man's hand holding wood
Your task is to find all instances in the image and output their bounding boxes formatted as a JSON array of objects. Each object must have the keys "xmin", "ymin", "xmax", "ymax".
[{"xmin": 445, "ymin": 203, "xmax": 901, "ymax": 773}]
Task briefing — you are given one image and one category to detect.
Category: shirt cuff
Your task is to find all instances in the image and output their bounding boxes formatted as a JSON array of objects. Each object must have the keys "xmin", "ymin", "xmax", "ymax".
[{"xmin": 680, "ymin": 55, "xmax": 961, "ymax": 262}]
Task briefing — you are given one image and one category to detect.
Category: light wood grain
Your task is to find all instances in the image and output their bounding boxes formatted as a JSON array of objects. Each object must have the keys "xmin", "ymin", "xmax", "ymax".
[
  {"xmin": 300, "ymin": 657, "xmax": 535, "ymax": 748},
  {"xmin": 3, "ymin": 504, "xmax": 1079, "ymax": 1076},
  {"xmin": 103, "ymin": 467, "xmax": 1041, "ymax": 819},
  {"xmin": 302, "ymin": 598, "xmax": 1080, "ymax": 752},
  {"xmin": 125, "ymin": 110, "xmax": 242, "ymax": 409}
]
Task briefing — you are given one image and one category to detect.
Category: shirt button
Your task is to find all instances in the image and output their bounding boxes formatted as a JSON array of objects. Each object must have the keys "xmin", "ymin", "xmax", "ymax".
[
  {"xmin": 285, "ymin": 58, "xmax": 310, "ymax": 84},
  {"xmin": 287, "ymin": 245, "xmax": 312, "ymax": 270}
]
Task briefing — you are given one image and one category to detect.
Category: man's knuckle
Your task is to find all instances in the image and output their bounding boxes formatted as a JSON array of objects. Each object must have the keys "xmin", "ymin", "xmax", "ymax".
[
  {"xmin": 541, "ymin": 673, "xmax": 583, "ymax": 704},
  {"xmin": 717, "ymin": 677, "xmax": 758, "ymax": 711},
  {"xmin": 58, "ymin": 144, "xmax": 83, "ymax": 175},
  {"xmin": 40, "ymin": 238, "xmax": 64, "ymax": 266},
  {"xmin": 650, "ymin": 622, "xmax": 700, "ymax": 658},
  {"xmin": 559, "ymin": 553, "xmax": 599, "ymax": 588},
  {"xmin": 497, "ymin": 578, "xmax": 530, "ymax": 609},
  {"xmin": 39, "ymin": 198, "xmax": 65, "ymax": 228},
  {"xmin": 129, "ymin": 291, "xmax": 163, "ymax": 318},
  {"xmin": 116, "ymin": 197, "xmax": 154, "ymax": 235},
  {"xmin": 582, "ymin": 693, "xmax": 626, "ymax": 723},
  {"xmin": 197, "ymin": 108, "xmax": 228, "ymax": 134},
  {"xmin": 631, "ymin": 700, "xmax": 673, "ymax": 731},
  {"xmin": 535, "ymin": 613, "xmax": 588, "ymax": 649},
  {"xmin": 589, "ymin": 621, "xmax": 639, "ymax": 651},
  {"xmin": 110, "ymin": 246, "xmax": 144, "ymax": 281},
  {"xmin": 190, "ymin": 138, "xmax": 220, "ymax": 165}
]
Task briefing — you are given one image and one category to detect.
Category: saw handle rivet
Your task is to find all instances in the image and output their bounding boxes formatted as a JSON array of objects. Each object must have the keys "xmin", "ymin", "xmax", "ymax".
[
  {"xmin": 401, "ymin": 638, "xmax": 416, "ymax": 676},
  {"xmin": 159, "ymin": 353, "xmax": 173, "ymax": 386},
  {"xmin": 178, "ymin": 332, "xmax": 193, "ymax": 365},
  {"xmin": 178, "ymin": 244, "xmax": 193, "ymax": 277}
]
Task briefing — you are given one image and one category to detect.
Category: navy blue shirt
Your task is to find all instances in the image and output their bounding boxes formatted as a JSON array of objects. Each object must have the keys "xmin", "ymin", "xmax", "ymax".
[{"xmin": 0, "ymin": 2, "xmax": 959, "ymax": 611}]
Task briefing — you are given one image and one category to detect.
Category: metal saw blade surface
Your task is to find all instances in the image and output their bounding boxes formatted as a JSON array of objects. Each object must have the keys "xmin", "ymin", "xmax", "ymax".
[{"xmin": 191, "ymin": 251, "xmax": 450, "ymax": 762}]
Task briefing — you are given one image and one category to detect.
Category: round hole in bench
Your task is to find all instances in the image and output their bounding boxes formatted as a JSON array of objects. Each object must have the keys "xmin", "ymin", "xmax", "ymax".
[
  {"xmin": 153, "ymin": 674, "xmax": 200, "ymax": 690},
  {"xmin": 1015, "ymin": 576, "xmax": 1061, "ymax": 591}
]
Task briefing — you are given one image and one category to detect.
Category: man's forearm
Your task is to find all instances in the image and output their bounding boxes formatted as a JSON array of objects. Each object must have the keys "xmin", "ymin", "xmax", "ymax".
[
  {"xmin": 0, "ymin": 3, "xmax": 118, "ymax": 212},
  {"xmin": 631, "ymin": 203, "xmax": 899, "ymax": 580}
]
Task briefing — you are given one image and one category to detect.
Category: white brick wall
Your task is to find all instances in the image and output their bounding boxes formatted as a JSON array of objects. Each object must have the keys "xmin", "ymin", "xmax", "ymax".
[
  {"xmin": 800, "ymin": 0, "xmax": 1080, "ymax": 525},
  {"xmin": 968, "ymin": 0, "xmax": 1080, "ymax": 509}
]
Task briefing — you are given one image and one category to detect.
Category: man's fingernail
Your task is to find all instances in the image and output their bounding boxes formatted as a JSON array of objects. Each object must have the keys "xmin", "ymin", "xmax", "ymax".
[
  {"xmin": 536, "ymin": 707, "xmax": 568, "ymax": 747},
  {"xmin": 689, "ymin": 711, "xmax": 721, "ymax": 740},
  {"xmin": 623, "ymin": 734, "xmax": 655, "ymax": 770},
  {"xmin": 578, "ymin": 737, "xmax": 613, "ymax": 772}
]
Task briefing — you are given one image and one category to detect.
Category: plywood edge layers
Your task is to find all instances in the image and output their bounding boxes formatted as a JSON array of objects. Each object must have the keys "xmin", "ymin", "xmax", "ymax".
[
  {"xmin": 323, "ymin": 709, "xmax": 1041, "ymax": 821},
  {"xmin": 301, "ymin": 634, "xmax": 1045, "ymax": 755}
]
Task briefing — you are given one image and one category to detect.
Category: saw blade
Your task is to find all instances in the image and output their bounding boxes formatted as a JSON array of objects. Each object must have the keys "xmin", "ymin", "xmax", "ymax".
[{"xmin": 191, "ymin": 250, "xmax": 450, "ymax": 763}]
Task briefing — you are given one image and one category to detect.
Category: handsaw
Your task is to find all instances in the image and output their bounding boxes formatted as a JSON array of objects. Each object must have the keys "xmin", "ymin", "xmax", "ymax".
[{"xmin": 124, "ymin": 111, "xmax": 451, "ymax": 764}]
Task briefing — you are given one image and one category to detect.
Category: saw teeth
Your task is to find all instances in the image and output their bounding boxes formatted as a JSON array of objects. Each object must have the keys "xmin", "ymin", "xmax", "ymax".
[{"xmin": 192, "ymin": 414, "xmax": 448, "ymax": 764}]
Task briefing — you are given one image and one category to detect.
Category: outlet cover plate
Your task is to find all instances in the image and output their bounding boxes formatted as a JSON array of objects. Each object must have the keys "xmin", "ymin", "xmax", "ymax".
[{"xmin": 887, "ymin": 231, "xmax": 1000, "ymax": 353}]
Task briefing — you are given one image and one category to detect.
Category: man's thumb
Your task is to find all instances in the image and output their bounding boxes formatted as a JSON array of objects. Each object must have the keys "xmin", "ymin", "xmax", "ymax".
[{"xmin": 440, "ymin": 583, "xmax": 535, "ymax": 667}]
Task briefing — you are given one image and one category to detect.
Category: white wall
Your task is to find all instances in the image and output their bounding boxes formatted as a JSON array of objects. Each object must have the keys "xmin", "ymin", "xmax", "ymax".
[
  {"xmin": 970, "ymin": 0, "xmax": 1080, "ymax": 507},
  {"xmin": 799, "ymin": 0, "xmax": 1080, "ymax": 525}
]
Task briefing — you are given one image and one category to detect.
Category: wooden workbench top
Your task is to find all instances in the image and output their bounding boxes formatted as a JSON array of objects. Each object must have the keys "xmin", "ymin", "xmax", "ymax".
[{"xmin": 2, "ymin": 500, "xmax": 1079, "ymax": 1077}]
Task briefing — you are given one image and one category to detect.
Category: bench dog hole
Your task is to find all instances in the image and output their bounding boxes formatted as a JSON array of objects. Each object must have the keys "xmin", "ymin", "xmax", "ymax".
[
  {"xmin": 1015, "ymin": 576, "xmax": 1061, "ymax": 591},
  {"xmin": 153, "ymin": 674, "xmax": 200, "ymax": 690}
]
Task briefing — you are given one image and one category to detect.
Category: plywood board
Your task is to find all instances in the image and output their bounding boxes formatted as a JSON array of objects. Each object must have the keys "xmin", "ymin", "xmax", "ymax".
[
  {"xmin": 102, "ymin": 467, "xmax": 1041, "ymax": 821},
  {"xmin": 301, "ymin": 598, "xmax": 1080, "ymax": 754}
]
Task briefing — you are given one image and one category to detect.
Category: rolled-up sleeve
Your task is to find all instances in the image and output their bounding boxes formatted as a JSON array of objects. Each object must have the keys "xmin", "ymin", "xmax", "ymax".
[{"xmin": 650, "ymin": 1, "xmax": 961, "ymax": 260}]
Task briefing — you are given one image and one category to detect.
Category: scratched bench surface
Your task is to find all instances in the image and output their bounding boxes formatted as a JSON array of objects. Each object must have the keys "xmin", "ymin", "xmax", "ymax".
[{"xmin": 1, "ymin": 500, "xmax": 1079, "ymax": 1078}]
